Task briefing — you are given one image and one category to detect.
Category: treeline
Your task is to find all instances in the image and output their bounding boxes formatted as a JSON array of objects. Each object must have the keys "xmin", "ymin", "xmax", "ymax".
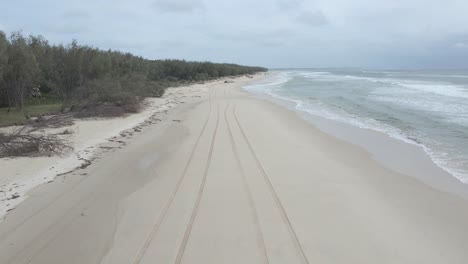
[{"xmin": 0, "ymin": 31, "xmax": 267, "ymax": 116}]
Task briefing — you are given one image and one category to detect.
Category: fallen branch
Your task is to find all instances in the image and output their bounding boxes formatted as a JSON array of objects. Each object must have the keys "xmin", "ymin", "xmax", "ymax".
[
  {"xmin": 31, "ymin": 114, "xmax": 74, "ymax": 129},
  {"xmin": 0, "ymin": 126, "xmax": 72, "ymax": 158}
]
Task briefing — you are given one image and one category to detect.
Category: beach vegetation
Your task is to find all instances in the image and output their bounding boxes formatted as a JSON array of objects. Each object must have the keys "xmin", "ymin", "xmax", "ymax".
[{"xmin": 0, "ymin": 31, "xmax": 267, "ymax": 124}]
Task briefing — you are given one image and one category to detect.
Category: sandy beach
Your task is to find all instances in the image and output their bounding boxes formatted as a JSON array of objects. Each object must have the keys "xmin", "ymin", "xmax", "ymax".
[
  {"xmin": 0, "ymin": 82, "xmax": 211, "ymax": 218},
  {"xmin": 1, "ymin": 75, "xmax": 468, "ymax": 263}
]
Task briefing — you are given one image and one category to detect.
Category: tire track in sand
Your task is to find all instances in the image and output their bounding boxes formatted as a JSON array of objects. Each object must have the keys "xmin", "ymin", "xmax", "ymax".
[
  {"xmin": 174, "ymin": 104, "xmax": 221, "ymax": 264},
  {"xmin": 0, "ymin": 172, "xmax": 89, "ymax": 242},
  {"xmin": 15, "ymin": 89, "xmax": 216, "ymax": 264},
  {"xmin": 132, "ymin": 89, "xmax": 215, "ymax": 264},
  {"xmin": 232, "ymin": 105, "xmax": 311, "ymax": 264},
  {"xmin": 224, "ymin": 100, "xmax": 270, "ymax": 264},
  {"xmin": 6, "ymin": 178, "xmax": 107, "ymax": 264}
]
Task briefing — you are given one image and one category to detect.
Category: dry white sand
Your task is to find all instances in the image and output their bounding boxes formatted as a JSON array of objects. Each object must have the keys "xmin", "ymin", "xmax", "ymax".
[
  {"xmin": 0, "ymin": 83, "xmax": 209, "ymax": 219},
  {"xmin": 1, "ymin": 75, "xmax": 468, "ymax": 264}
]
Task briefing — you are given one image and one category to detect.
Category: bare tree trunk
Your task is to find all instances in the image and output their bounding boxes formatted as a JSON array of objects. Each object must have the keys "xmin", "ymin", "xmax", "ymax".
[
  {"xmin": 5, "ymin": 85, "xmax": 12, "ymax": 113},
  {"xmin": 13, "ymin": 74, "xmax": 22, "ymax": 111}
]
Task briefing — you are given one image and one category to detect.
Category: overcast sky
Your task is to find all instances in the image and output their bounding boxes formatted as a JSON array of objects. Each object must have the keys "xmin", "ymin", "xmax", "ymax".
[{"xmin": 1, "ymin": 0, "xmax": 468, "ymax": 69}]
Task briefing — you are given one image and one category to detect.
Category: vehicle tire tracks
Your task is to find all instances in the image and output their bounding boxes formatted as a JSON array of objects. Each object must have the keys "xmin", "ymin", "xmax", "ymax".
[
  {"xmin": 232, "ymin": 105, "xmax": 311, "ymax": 264},
  {"xmin": 224, "ymin": 101, "xmax": 270, "ymax": 264},
  {"xmin": 0, "ymin": 173, "xmax": 89, "ymax": 242},
  {"xmin": 11, "ymin": 87, "xmax": 217, "ymax": 264},
  {"xmin": 5, "ymin": 93, "xmax": 220, "ymax": 264},
  {"xmin": 132, "ymin": 88, "xmax": 215, "ymax": 264},
  {"xmin": 174, "ymin": 104, "xmax": 221, "ymax": 264},
  {"xmin": 5, "ymin": 184, "xmax": 103, "ymax": 264}
]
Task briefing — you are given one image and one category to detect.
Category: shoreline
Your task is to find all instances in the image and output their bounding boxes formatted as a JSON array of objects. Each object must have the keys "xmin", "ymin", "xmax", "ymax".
[
  {"xmin": 245, "ymin": 72, "xmax": 468, "ymax": 201},
  {"xmin": 1, "ymin": 74, "xmax": 468, "ymax": 263}
]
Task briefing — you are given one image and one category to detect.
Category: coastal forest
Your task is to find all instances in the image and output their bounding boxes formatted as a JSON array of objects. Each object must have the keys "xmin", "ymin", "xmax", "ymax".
[{"xmin": 0, "ymin": 31, "xmax": 266, "ymax": 123}]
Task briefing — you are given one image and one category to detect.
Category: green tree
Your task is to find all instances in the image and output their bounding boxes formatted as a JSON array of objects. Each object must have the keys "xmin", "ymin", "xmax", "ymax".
[
  {"xmin": 28, "ymin": 34, "xmax": 53, "ymax": 93},
  {"xmin": 0, "ymin": 31, "xmax": 267, "ymax": 114},
  {"xmin": 4, "ymin": 31, "xmax": 38, "ymax": 116},
  {"xmin": 0, "ymin": 31, "xmax": 9, "ymax": 107}
]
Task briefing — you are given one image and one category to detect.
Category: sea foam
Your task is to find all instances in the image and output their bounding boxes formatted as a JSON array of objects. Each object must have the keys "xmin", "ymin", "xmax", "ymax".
[{"xmin": 244, "ymin": 69, "xmax": 468, "ymax": 183}]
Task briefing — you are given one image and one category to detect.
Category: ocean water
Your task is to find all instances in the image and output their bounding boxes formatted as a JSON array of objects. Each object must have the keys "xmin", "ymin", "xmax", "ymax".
[{"xmin": 245, "ymin": 69, "xmax": 468, "ymax": 183}]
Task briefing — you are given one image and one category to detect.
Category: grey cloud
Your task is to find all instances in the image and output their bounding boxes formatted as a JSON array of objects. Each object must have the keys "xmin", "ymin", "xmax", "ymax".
[
  {"xmin": 453, "ymin": 43, "xmax": 468, "ymax": 49},
  {"xmin": 207, "ymin": 28, "xmax": 294, "ymax": 47},
  {"xmin": 63, "ymin": 9, "xmax": 92, "ymax": 19},
  {"xmin": 50, "ymin": 23, "xmax": 89, "ymax": 34},
  {"xmin": 276, "ymin": 0, "xmax": 303, "ymax": 11},
  {"xmin": 150, "ymin": 0, "xmax": 204, "ymax": 13},
  {"xmin": 154, "ymin": 40, "xmax": 187, "ymax": 52},
  {"xmin": 254, "ymin": 39, "xmax": 285, "ymax": 48},
  {"xmin": 296, "ymin": 11, "xmax": 329, "ymax": 27},
  {"xmin": 2, "ymin": 0, "xmax": 468, "ymax": 68}
]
